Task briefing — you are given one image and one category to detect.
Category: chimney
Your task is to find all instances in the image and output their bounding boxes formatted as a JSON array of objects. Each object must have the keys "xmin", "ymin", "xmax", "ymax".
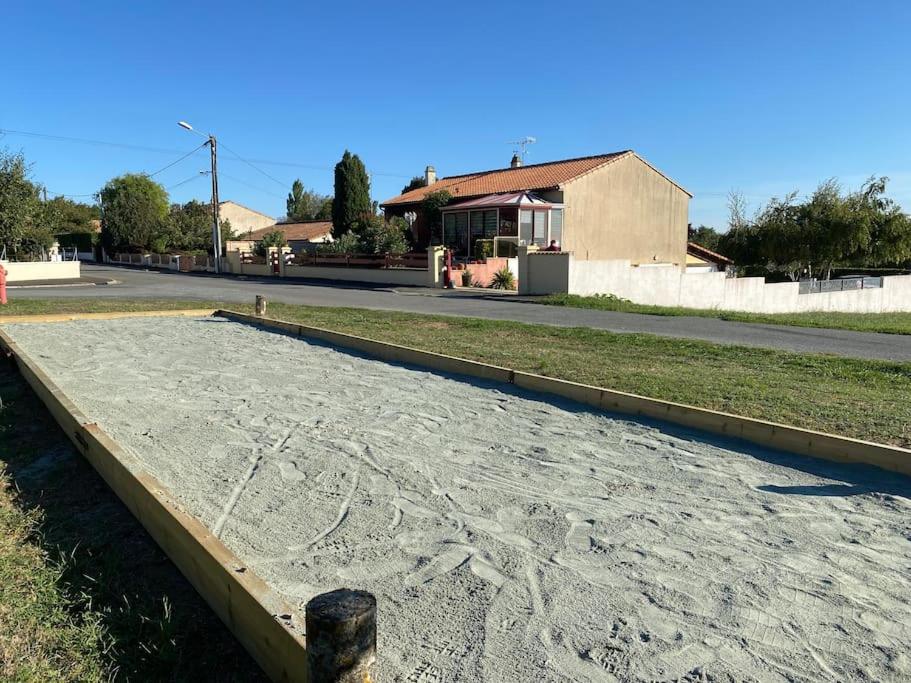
[
  {"xmin": 425, "ymin": 165, "xmax": 436, "ymax": 185},
  {"xmin": 510, "ymin": 153, "xmax": 522, "ymax": 168}
]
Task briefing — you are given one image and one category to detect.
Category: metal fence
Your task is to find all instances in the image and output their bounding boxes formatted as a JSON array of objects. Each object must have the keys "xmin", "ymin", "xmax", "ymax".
[{"xmin": 798, "ymin": 276, "xmax": 883, "ymax": 294}]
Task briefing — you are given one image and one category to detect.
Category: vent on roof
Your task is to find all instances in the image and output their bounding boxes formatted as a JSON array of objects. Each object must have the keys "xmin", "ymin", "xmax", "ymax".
[{"xmin": 510, "ymin": 154, "xmax": 522, "ymax": 168}]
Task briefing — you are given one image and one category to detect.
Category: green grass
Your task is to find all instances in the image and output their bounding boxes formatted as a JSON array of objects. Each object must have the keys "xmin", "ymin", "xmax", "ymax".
[
  {"xmin": 538, "ymin": 293, "xmax": 911, "ymax": 335},
  {"xmin": 0, "ymin": 361, "xmax": 265, "ymax": 681},
  {"xmin": 4, "ymin": 298, "xmax": 907, "ymax": 448}
]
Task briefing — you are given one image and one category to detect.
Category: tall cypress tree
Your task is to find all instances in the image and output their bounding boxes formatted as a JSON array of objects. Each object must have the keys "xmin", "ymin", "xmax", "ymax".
[{"xmin": 332, "ymin": 150, "xmax": 372, "ymax": 237}]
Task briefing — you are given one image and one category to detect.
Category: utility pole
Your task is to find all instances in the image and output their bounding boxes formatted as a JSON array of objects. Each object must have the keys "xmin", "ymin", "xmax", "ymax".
[{"xmin": 208, "ymin": 134, "xmax": 222, "ymax": 273}]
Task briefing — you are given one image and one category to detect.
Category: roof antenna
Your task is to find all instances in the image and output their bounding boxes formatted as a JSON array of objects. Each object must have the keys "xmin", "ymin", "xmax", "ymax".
[{"xmin": 507, "ymin": 136, "xmax": 536, "ymax": 163}]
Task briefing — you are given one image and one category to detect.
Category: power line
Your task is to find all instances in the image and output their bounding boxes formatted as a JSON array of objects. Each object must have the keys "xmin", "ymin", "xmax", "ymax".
[
  {"xmin": 217, "ymin": 171, "xmax": 286, "ymax": 200},
  {"xmin": 218, "ymin": 140, "xmax": 290, "ymax": 189},
  {"xmin": 167, "ymin": 172, "xmax": 208, "ymax": 190},
  {"xmin": 0, "ymin": 126, "xmax": 413, "ymax": 179},
  {"xmin": 146, "ymin": 142, "xmax": 208, "ymax": 178}
]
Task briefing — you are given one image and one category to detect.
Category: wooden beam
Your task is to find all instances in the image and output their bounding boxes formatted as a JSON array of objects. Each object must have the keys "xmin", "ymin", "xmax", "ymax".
[
  {"xmin": 0, "ymin": 309, "xmax": 217, "ymax": 324},
  {"xmin": 0, "ymin": 327, "xmax": 309, "ymax": 683}
]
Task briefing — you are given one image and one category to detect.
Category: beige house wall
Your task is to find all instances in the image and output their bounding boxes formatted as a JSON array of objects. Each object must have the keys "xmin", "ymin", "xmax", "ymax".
[
  {"xmin": 219, "ymin": 201, "xmax": 275, "ymax": 238},
  {"xmin": 561, "ymin": 154, "xmax": 689, "ymax": 266}
]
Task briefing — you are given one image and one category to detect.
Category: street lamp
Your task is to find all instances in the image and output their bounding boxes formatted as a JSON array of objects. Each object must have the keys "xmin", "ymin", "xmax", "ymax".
[{"xmin": 178, "ymin": 121, "xmax": 222, "ymax": 273}]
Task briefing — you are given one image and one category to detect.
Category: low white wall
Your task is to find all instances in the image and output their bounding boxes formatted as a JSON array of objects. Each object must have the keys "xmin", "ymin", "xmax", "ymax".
[
  {"xmin": 2, "ymin": 260, "xmax": 81, "ymax": 282},
  {"xmin": 524, "ymin": 253, "xmax": 911, "ymax": 314}
]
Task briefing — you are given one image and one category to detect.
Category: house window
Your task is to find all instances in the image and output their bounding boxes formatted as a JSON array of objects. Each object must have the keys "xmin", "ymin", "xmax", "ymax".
[
  {"xmin": 549, "ymin": 208, "xmax": 563, "ymax": 247},
  {"xmin": 499, "ymin": 207, "xmax": 518, "ymax": 237},
  {"xmin": 519, "ymin": 209, "xmax": 533, "ymax": 244},
  {"xmin": 443, "ymin": 213, "xmax": 457, "ymax": 250},
  {"xmin": 533, "ymin": 210, "xmax": 547, "ymax": 246}
]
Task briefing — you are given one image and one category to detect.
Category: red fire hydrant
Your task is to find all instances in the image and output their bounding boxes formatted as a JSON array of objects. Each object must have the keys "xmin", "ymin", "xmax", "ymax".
[
  {"xmin": 0, "ymin": 265, "xmax": 7, "ymax": 305},
  {"xmin": 443, "ymin": 249, "xmax": 454, "ymax": 288}
]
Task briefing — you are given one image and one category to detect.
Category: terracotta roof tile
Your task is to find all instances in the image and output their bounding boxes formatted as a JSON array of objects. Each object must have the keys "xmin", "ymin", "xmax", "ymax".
[
  {"xmin": 687, "ymin": 242, "xmax": 733, "ymax": 265},
  {"xmin": 248, "ymin": 221, "xmax": 333, "ymax": 241},
  {"xmin": 381, "ymin": 152, "xmax": 633, "ymax": 207}
]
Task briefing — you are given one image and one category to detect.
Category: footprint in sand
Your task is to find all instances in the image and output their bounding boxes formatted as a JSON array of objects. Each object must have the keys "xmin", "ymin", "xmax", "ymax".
[{"xmin": 277, "ymin": 461, "xmax": 307, "ymax": 483}]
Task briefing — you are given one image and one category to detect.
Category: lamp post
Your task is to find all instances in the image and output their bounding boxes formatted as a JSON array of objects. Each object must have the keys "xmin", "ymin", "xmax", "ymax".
[{"xmin": 178, "ymin": 121, "xmax": 222, "ymax": 273}]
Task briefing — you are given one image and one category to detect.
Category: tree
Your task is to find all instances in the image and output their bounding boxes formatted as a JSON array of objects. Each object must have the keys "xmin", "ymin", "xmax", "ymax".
[
  {"xmin": 99, "ymin": 174, "xmax": 169, "ymax": 252},
  {"xmin": 357, "ymin": 215, "xmax": 411, "ymax": 254},
  {"xmin": 331, "ymin": 150, "xmax": 372, "ymax": 237},
  {"xmin": 0, "ymin": 149, "xmax": 54, "ymax": 259},
  {"xmin": 420, "ymin": 190, "xmax": 452, "ymax": 244},
  {"xmin": 688, "ymin": 224, "xmax": 722, "ymax": 252},
  {"xmin": 286, "ymin": 179, "xmax": 332, "ymax": 221},
  {"xmin": 253, "ymin": 229, "xmax": 287, "ymax": 257},
  {"xmin": 47, "ymin": 197, "xmax": 100, "ymax": 233},
  {"xmin": 401, "ymin": 176, "xmax": 426, "ymax": 194}
]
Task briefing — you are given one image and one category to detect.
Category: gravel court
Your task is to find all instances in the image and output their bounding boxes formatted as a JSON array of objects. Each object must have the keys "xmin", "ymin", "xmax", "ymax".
[{"xmin": 5, "ymin": 315, "xmax": 910, "ymax": 682}]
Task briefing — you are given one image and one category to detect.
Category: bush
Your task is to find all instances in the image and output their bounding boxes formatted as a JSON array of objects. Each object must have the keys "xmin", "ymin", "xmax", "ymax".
[
  {"xmin": 317, "ymin": 231, "xmax": 362, "ymax": 255},
  {"xmin": 253, "ymin": 229, "xmax": 287, "ymax": 257},
  {"xmin": 357, "ymin": 215, "xmax": 411, "ymax": 254},
  {"xmin": 474, "ymin": 239, "xmax": 494, "ymax": 260},
  {"xmin": 490, "ymin": 267, "xmax": 516, "ymax": 290}
]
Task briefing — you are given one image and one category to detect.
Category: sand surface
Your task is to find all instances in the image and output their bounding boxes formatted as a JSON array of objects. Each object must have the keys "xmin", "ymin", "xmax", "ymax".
[{"xmin": 6, "ymin": 316, "xmax": 911, "ymax": 682}]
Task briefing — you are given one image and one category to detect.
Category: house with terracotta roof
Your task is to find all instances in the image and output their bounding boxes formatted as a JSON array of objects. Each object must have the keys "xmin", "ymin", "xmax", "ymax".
[
  {"xmin": 381, "ymin": 151, "xmax": 691, "ymax": 267},
  {"xmin": 686, "ymin": 242, "xmax": 734, "ymax": 273}
]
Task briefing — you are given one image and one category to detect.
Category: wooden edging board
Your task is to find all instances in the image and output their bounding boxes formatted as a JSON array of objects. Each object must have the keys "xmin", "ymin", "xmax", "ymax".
[
  {"xmin": 0, "ymin": 308, "xmax": 217, "ymax": 324},
  {"xmin": 0, "ymin": 320, "xmax": 309, "ymax": 683},
  {"xmin": 218, "ymin": 309, "xmax": 911, "ymax": 478}
]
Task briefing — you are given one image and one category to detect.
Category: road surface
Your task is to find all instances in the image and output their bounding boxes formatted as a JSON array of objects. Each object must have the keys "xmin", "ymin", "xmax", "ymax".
[{"xmin": 8, "ymin": 264, "xmax": 910, "ymax": 362}]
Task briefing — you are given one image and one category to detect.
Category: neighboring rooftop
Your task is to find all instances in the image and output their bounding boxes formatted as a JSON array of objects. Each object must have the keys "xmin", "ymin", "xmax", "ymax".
[
  {"xmin": 382, "ymin": 151, "xmax": 639, "ymax": 207},
  {"xmin": 219, "ymin": 200, "xmax": 275, "ymax": 220},
  {"xmin": 248, "ymin": 220, "xmax": 333, "ymax": 241},
  {"xmin": 687, "ymin": 241, "xmax": 734, "ymax": 265}
]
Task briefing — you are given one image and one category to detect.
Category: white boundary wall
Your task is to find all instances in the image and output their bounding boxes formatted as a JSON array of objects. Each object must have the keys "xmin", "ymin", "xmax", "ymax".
[
  {"xmin": 521, "ymin": 251, "xmax": 911, "ymax": 313},
  {"xmin": 2, "ymin": 260, "xmax": 81, "ymax": 282}
]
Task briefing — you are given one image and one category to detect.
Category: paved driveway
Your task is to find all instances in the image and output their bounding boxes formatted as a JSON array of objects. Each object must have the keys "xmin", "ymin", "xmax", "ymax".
[{"xmin": 8, "ymin": 264, "xmax": 910, "ymax": 362}]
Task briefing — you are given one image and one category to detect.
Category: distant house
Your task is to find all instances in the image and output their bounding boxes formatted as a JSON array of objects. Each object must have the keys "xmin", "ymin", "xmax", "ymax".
[
  {"xmin": 686, "ymin": 242, "xmax": 733, "ymax": 273},
  {"xmin": 381, "ymin": 151, "xmax": 691, "ymax": 267},
  {"xmin": 218, "ymin": 201, "xmax": 275, "ymax": 237},
  {"xmin": 246, "ymin": 220, "xmax": 333, "ymax": 252}
]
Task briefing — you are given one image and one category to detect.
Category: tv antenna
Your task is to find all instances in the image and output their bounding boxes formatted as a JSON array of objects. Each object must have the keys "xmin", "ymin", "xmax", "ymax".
[{"xmin": 508, "ymin": 136, "xmax": 537, "ymax": 161}]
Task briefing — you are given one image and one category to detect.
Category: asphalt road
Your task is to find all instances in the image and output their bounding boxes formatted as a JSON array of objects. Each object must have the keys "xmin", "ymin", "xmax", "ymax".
[{"xmin": 10, "ymin": 264, "xmax": 911, "ymax": 362}]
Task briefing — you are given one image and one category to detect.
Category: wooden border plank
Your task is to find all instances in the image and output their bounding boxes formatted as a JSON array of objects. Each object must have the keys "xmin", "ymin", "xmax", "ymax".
[
  {"xmin": 0, "ymin": 309, "xmax": 217, "ymax": 324},
  {"xmin": 217, "ymin": 309, "xmax": 911, "ymax": 477},
  {"xmin": 0, "ymin": 327, "xmax": 308, "ymax": 683}
]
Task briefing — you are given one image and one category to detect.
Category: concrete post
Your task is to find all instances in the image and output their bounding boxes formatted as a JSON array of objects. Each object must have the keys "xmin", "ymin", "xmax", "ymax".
[
  {"xmin": 517, "ymin": 244, "xmax": 539, "ymax": 295},
  {"xmin": 280, "ymin": 246, "xmax": 292, "ymax": 277},
  {"xmin": 255, "ymin": 295, "xmax": 267, "ymax": 317},
  {"xmin": 305, "ymin": 589, "xmax": 377, "ymax": 683},
  {"xmin": 427, "ymin": 245, "xmax": 445, "ymax": 288}
]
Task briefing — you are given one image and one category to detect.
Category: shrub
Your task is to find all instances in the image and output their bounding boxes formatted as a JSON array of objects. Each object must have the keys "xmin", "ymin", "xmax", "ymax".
[
  {"xmin": 474, "ymin": 239, "xmax": 494, "ymax": 260},
  {"xmin": 355, "ymin": 215, "xmax": 411, "ymax": 254},
  {"xmin": 461, "ymin": 270, "xmax": 472, "ymax": 286},
  {"xmin": 490, "ymin": 267, "xmax": 516, "ymax": 290},
  {"xmin": 317, "ymin": 231, "xmax": 362, "ymax": 255},
  {"xmin": 253, "ymin": 229, "xmax": 287, "ymax": 257}
]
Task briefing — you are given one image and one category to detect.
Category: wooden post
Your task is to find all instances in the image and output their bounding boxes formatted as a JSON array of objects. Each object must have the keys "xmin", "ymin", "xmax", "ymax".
[
  {"xmin": 255, "ymin": 295, "xmax": 267, "ymax": 317},
  {"xmin": 305, "ymin": 589, "xmax": 377, "ymax": 683}
]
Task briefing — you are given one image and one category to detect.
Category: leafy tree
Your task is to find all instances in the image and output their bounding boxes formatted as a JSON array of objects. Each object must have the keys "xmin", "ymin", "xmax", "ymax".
[
  {"xmin": 357, "ymin": 215, "xmax": 411, "ymax": 254},
  {"xmin": 286, "ymin": 179, "xmax": 332, "ymax": 221},
  {"xmin": 99, "ymin": 174, "xmax": 169, "ymax": 252},
  {"xmin": 47, "ymin": 197, "xmax": 100, "ymax": 234},
  {"xmin": 420, "ymin": 189, "xmax": 452, "ymax": 244},
  {"xmin": 331, "ymin": 150, "xmax": 371, "ymax": 237},
  {"xmin": 401, "ymin": 176, "xmax": 426, "ymax": 194},
  {"xmin": 317, "ymin": 231, "xmax": 362, "ymax": 255},
  {"xmin": 688, "ymin": 225, "xmax": 722, "ymax": 252},
  {"xmin": 253, "ymin": 229, "xmax": 287, "ymax": 257},
  {"xmin": 0, "ymin": 149, "xmax": 54, "ymax": 259},
  {"xmin": 167, "ymin": 200, "xmax": 212, "ymax": 251}
]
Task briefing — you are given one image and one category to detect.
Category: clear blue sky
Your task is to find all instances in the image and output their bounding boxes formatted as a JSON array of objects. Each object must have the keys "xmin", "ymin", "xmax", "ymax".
[{"xmin": 3, "ymin": 0, "xmax": 909, "ymax": 229}]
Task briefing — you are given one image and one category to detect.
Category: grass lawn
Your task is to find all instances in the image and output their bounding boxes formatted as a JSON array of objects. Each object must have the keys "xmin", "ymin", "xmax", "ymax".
[
  {"xmin": 0, "ymin": 360, "xmax": 265, "ymax": 681},
  {"xmin": 538, "ymin": 293, "xmax": 911, "ymax": 335}
]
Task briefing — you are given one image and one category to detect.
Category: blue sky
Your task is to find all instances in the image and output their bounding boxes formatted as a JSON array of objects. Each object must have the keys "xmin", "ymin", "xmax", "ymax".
[{"xmin": 2, "ymin": 1, "xmax": 909, "ymax": 229}]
